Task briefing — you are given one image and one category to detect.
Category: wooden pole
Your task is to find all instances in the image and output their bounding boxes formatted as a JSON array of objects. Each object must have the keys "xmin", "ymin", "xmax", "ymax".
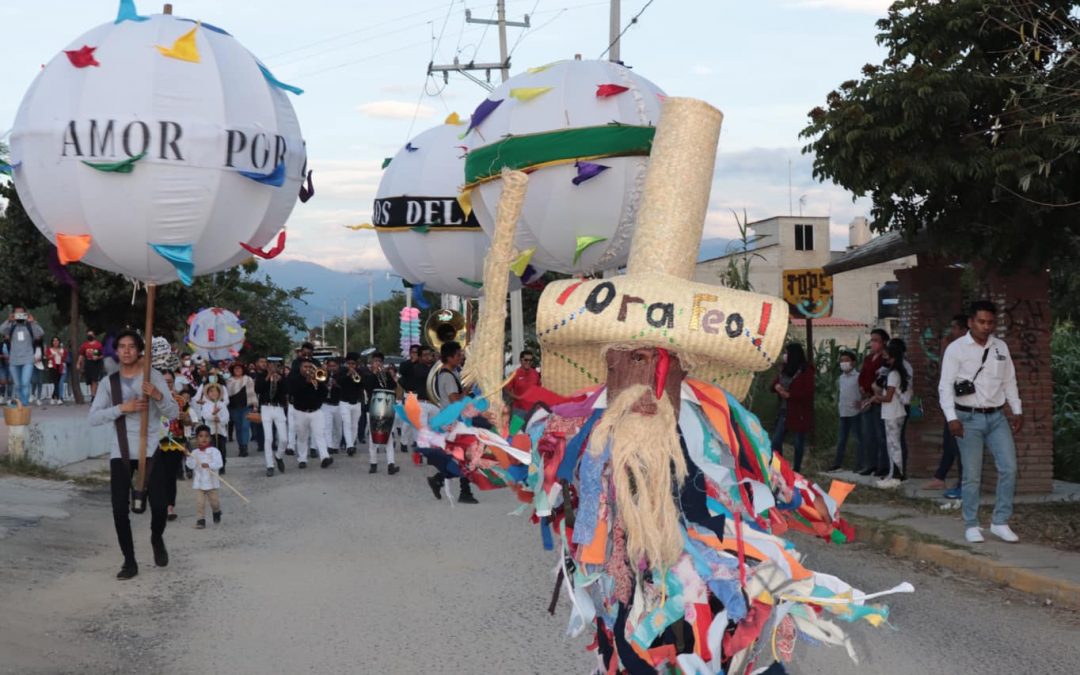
[
  {"xmin": 69, "ymin": 285, "xmax": 84, "ymax": 404},
  {"xmin": 136, "ymin": 284, "xmax": 156, "ymax": 494}
]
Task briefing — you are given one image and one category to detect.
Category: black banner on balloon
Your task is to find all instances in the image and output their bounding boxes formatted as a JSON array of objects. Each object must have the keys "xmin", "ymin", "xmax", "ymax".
[{"xmin": 371, "ymin": 196, "xmax": 480, "ymax": 230}]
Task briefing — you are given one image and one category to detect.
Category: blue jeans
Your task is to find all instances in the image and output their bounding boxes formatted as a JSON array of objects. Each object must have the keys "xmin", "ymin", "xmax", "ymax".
[
  {"xmin": 833, "ymin": 415, "xmax": 862, "ymax": 468},
  {"xmin": 860, "ymin": 405, "xmax": 886, "ymax": 471},
  {"xmin": 10, "ymin": 363, "xmax": 34, "ymax": 406},
  {"xmin": 771, "ymin": 409, "xmax": 807, "ymax": 472},
  {"xmin": 955, "ymin": 410, "xmax": 1017, "ymax": 528},
  {"xmin": 228, "ymin": 406, "xmax": 251, "ymax": 449}
]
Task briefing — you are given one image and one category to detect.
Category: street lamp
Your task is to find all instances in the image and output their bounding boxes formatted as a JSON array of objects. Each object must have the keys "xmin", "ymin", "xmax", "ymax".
[{"xmin": 353, "ymin": 270, "xmax": 376, "ymax": 346}]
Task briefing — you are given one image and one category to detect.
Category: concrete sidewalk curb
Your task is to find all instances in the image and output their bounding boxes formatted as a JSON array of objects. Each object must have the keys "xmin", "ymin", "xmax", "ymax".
[{"xmin": 850, "ymin": 515, "xmax": 1080, "ymax": 610}]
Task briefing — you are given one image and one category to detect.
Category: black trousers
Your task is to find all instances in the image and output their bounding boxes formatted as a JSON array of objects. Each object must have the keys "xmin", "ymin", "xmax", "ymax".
[
  {"xmin": 159, "ymin": 449, "xmax": 184, "ymax": 508},
  {"xmin": 110, "ymin": 457, "xmax": 169, "ymax": 566}
]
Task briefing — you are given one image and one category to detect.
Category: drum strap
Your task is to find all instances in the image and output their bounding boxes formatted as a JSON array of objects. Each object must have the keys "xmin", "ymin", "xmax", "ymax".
[{"xmin": 434, "ymin": 366, "xmax": 462, "ymax": 400}]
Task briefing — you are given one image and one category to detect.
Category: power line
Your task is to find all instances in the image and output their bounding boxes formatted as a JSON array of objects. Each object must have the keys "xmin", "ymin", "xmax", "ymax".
[{"xmin": 599, "ymin": 0, "xmax": 656, "ymax": 60}]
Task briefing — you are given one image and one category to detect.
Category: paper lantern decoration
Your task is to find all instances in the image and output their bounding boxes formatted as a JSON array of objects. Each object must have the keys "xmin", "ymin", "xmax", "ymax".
[
  {"xmin": 462, "ymin": 59, "xmax": 665, "ymax": 275},
  {"xmin": 398, "ymin": 306, "xmax": 421, "ymax": 357},
  {"xmin": 374, "ymin": 118, "xmax": 532, "ymax": 297},
  {"xmin": 186, "ymin": 307, "xmax": 245, "ymax": 361},
  {"xmin": 8, "ymin": 3, "xmax": 306, "ymax": 285}
]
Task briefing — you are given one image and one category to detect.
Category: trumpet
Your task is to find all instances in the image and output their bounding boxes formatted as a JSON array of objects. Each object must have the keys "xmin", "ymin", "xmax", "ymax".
[
  {"xmin": 315, "ymin": 368, "xmax": 328, "ymax": 383},
  {"xmin": 350, "ymin": 369, "xmax": 362, "ymax": 384}
]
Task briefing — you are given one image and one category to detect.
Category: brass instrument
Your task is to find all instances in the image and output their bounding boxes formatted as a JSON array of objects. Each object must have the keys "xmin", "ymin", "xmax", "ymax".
[
  {"xmin": 314, "ymin": 368, "xmax": 328, "ymax": 383},
  {"xmin": 424, "ymin": 309, "xmax": 467, "ymax": 351},
  {"xmin": 349, "ymin": 366, "xmax": 362, "ymax": 384}
]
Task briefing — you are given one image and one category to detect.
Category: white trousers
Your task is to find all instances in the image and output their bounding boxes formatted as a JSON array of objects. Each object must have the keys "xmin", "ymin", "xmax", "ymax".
[
  {"xmin": 323, "ymin": 403, "xmax": 343, "ymax": 450},
  {"xmin": 287, "ymin": 404, "xmax": 298, "ymax": 451},
  {"xmin": 293, "ymin": 409, "xmax": 330, "ymax": 463},
  {"xmin": 261, "ymin": 405, "xmax": 288, "ymax": 468},
  {"xmin": 341, "ymin": 401, "xmax": 363, "ymax": 448},
  {"xmin": 367, "ymin": 413, "xmax": 396, "ymax": 466}
]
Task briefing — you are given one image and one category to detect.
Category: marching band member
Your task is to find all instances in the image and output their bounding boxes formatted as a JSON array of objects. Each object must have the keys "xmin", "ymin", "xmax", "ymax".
[
  {"xmin": 256, "ymin": 358, "xmax": 289, "ymax": 477},
  {"xmin": 362, "ymin": 351, "xmax": 399, "ymax": 475},
  {"xmin": 322, "ymin": 357, "xmax": 344, "ymax": 454},
  {"xmin": 338, "ymin": 352, "xmax": 365, "ymax": 456},
  {"xmin": 285, "ymin": 342, "xmax": 315, "ymax": 457},
  {"xmin": 290, "ymin": 359, "xmax": 333, "ymax": 469}
]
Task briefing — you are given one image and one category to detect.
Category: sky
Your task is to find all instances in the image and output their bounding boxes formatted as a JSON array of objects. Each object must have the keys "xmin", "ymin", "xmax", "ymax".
[{"xmin": 0, "ymin": 0, "xmax": 893, "ymax": 272}]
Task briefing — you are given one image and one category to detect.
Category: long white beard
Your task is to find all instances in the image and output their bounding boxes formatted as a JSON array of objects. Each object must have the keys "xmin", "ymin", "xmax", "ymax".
[{"xmin": 588, "ymin": 384, "xmax": 687, "ymax": 569}]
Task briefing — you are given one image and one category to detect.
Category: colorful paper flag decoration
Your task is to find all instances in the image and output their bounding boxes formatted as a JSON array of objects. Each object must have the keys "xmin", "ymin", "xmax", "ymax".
[
  {"xmin": 413, "ymin": 283, "xmax": 430, "ymax": 310},
  {"xmin": 238, "ymin": 162, "xmax": 285, "ymax": 187},
  {"xmin": 156, "ymin": 24, "xmax": 201, "ymax": 63},
  {"xmin": 457, "ymin": 277, "xmax": 484, "ymax": 289},
  {"xmin": 596, "ymin": 83, "xmax": 629, "ymax": 98},
  {"xmin": 509, "ymin": 86, "xmax": 552, "ymax": 102},
  {"xmin": 465, "ymin": 98, "xmax": 503, "ymax": 135},
  {"xmin": 149, "ymin": 243, "xmax": 195, "ymax": 286},
  {"xmin": 82, "ymin": 152, "xmax": 145, "ymax": 174},
  {"xmin": 47, "ymin": 246, "xmax": 78, "ymax": 288},
  {"xmin": 445, "ymin": 112, "xmax": 463, "ymax": 125},
  {"xmin": 405, "ymin": 142, "xmax": 419, "ymax": 152},
  {"xmin": 457, "ymin": 188, "xmax": 473, "ymax": 219},
  {"xmin": 56, "ymin": 233, "xmax": 92, "ymax": 264},
  {"xmin": 115, "ymin": 0, "xmax": 149, "ymax": 24},
  {"xmin": 527, "ymin": 62, "xmax": 558, "ymax": 74},
  {"xmin": 65, "ymin": 45, "xmax": 100, "ymax": 68},
  {"xmin": 298, "ymin": 170, "xmax": 315, "ymax": 203},
  {"xmin": 0, "ymin": 161, "xmax": 20, "ymax": 176},
  {"xmin": 572, "ymin": 161, "xmax": 610, "ymax": 185},
  {"xmin": 382, "ymin": 157, "xmax": 393, "ymax": 169},
  {"xmin": 258, "ymin": 64, "xmax": 304, "ymax": 95},
  {"xmin": 509, "ymin": 248, "xmax": 536, "ymax": 277},
  {"xmin": 239, "ymin": 229, "xmax": 287, "ymax": 259},
  {"xmin": 573, "ymin": 235, "xmax": 607, "ymax": 264},
  {"xmin": 343, "ymin": 224, "xmax": 374, "ymax": 231}
]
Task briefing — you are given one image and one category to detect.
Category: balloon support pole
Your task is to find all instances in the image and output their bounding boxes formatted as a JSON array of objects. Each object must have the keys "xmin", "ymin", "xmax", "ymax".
[{"xmin": 136, "ymin": 283, "xmax": 156, "ymax": 495}]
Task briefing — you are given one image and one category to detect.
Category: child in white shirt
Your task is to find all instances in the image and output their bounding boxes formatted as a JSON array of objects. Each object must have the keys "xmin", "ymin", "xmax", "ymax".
[
  {"xmin": 198, "ymin": 383, "xmax": 229, "ymax": 474},
  {"xmin": 829, "ymin": 350, "xmax": 863, "ymax": 472},
  {"xmin": 185, "ymin": 425, "xmax": 223, "ymax": 529},
  {"xmin": 873, "ymin": 341, "xmax": 909, "ymax": 486}
]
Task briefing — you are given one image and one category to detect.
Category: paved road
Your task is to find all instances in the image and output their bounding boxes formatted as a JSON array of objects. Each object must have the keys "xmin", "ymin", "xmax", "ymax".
[{"xmin": 1, "ymin": 452, "xmax": 1078, "ymax": 674}]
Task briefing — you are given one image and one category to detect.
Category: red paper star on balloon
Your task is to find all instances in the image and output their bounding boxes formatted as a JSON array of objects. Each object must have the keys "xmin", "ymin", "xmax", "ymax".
[{"xmin": 65, "ymin": 45, "xmax": 100, "ymax": 68}]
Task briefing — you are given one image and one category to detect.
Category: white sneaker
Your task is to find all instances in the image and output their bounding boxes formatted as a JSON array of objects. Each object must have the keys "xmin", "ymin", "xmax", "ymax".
[
  {"xmin": 875, "ymin": 477, "xmax": 902, "ymax": 489},
  {"xmin": 965, "ymin": 527, "xmax": 985, "ymax": 543},
  {"xmin": 990, "ymin": 524, "xmax": 1019, "ymax": 543}
]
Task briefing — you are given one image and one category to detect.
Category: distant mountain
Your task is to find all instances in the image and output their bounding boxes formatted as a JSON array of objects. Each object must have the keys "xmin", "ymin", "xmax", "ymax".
[{"xmin": 256, "ymin": 259, "xmax": 400, "ymax": 329}]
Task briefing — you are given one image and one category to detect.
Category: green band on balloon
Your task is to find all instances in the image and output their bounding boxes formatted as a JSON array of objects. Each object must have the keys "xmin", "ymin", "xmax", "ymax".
[
  {"xmin": 81, "ymin": 152, "xmax": 146, "ymax": 174},
  {"xmin": 464, "ymin": 125, "xmax": 655, "ymax": 185}
]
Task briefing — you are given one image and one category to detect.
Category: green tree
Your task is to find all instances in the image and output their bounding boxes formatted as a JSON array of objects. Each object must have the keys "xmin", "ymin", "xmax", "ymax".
[{"xmin": 801, "ymin": 0, "xmax": 1080, "ymax": 268}]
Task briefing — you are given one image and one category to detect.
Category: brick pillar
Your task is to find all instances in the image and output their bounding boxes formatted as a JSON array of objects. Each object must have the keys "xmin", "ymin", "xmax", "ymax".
[
  {"xmin": 980, "ymin": 269, "xmax": 1054, "ymax": 494},
  {"xmin": 895, "ymin": 260, "xmax": 964, "ymax": 479}
]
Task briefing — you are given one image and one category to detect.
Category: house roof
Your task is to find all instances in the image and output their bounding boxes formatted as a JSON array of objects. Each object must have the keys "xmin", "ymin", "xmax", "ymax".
[
  {"xmin": 823, "ymin": 230, "xmax": 924, "ymax": 275},
  {"xmin": 790, "ymin": 317, "xmax": 868, "ymax": 328},
  {"xmin": 696, "ymin": 242, "xmax": 779, "ymax": 265}
]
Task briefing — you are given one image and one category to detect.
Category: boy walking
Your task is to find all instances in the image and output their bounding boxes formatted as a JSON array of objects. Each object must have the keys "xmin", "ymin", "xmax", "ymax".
[{"xmin": 186, "ymin": 425, "xmax": 224, "ymax": 529}]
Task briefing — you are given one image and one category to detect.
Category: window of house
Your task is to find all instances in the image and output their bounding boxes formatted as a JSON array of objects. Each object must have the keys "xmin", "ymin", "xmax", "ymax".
[{"xmin": 794, "ymin": 223, "xmax": 814, "ymax": 251}]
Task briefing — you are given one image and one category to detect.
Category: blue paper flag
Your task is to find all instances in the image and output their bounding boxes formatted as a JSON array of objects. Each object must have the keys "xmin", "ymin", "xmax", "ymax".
[
  {"xmin": 150, "ymin": 243, "xmax": 195, "ymax": 286},
  {"xmin": 258, "ymin": 64, "xmax": 304, "ymax": 95},
  {"xmin": 238, "ymin": 162, "xmax": 285, "ymax": 187},
  {"xmin": 413, "ymin": 283, "xmax": 430, "ymax": 310},
  {"xmin": 115, "ymin": 0, "xmax": 149, "ymax": 23},
  {"xmin": 405, "ymin": 142, "xmax": 419, "ymax": 152},
  {"xmin": 0, "ymin": 161, "xmax": 20, "ymax": 176},
  {"xmin": 465, "ymin": 98, "xmax": 503, "ymax": 135}
]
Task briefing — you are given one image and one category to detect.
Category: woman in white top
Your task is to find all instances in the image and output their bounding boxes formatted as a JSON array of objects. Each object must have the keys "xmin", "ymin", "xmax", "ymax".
[{"xmin": 873, "ymin": 341, "xmax": 910, "ymax": 486}]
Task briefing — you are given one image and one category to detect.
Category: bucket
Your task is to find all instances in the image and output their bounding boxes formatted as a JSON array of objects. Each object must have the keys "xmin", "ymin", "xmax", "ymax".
[{"xmin": 3, "ymin": 401, "xmax": 31, "ymax": 426}]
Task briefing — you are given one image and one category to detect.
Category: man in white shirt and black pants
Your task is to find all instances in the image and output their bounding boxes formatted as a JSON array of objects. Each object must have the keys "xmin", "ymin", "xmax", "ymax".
[{"xmin": 938, "ymin": 301, "xmax": 1023, "ymax": 544}]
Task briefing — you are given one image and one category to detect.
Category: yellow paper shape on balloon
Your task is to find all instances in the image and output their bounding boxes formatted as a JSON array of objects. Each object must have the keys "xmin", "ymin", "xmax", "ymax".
[
  {"xmin": 509, "ymin": 87, "xmax": 552, "ymax": 102},
  {"xmin": 156, "ymin": 23, "xmax": 201, "ymax": 63}
]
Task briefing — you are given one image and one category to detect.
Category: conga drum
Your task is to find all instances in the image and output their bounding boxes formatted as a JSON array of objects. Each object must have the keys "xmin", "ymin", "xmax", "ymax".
[{"xmin": 369, "ymin": 389, "xmax": 397, "ymax": 445}]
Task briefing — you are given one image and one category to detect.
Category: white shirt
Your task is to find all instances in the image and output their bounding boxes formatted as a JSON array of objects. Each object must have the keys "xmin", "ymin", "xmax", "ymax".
[
  {"xmin": 837, "ymin": 370, "xmax": 861, "ymax": 417},
  {"xmin": 938, "ymin": 332, "xmax": 1021, "ymax": 422},
  {"xmin": 199, "ymin": 399, "xmax": 228, "ymax": 433},
  {"xmin": 881, "ymin": 370, "xmax": 907, "ymax": 420},
  {"xmin": 185, "ymin": 446, "xmax": 223, "ymax": 490}
]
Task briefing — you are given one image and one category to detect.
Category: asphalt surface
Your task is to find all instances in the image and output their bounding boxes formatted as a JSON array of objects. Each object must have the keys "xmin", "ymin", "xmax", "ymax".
[{"xmin": 1, "ymin": 451, "xmax": 1078, "ymax": 674}]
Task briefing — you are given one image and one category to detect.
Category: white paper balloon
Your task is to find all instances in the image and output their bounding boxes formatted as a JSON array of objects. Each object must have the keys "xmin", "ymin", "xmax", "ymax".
[
  {"xmin": 9, "ymin": 7, "xmax": 306, "ymax": 285},
  {"xmin": 462, "ymin": 60, "xmax": 665, "ymax": 275},
  {"xmin": 186, "ymin": 307, "xmax": 245, "ymax": 361},
  {"xmin": 375, "ymin": 119, "xmax": 531, "ymax": 297}
]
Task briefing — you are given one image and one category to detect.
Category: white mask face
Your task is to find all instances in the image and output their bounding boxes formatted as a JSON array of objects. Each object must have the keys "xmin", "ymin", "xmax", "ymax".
[{"xmin": 840, "ymin": 362, "xmax": 853, "ymax": 372}]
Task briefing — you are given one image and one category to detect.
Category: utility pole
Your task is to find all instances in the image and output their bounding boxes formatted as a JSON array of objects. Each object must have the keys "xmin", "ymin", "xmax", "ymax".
[
  {"xmin": 342, "ymin": 298, "xmax": 348, "ymax": 354},
  {"xmin": 427, "ymin": 0, "xmax": 530, "ymax": 368},
  {"xmin": 608, "ymin": 0, "xmax": 621, "ymax": 63},
  {"xmin": 368, "ymin": 272, "xmax": 375, "ymax": 347}
]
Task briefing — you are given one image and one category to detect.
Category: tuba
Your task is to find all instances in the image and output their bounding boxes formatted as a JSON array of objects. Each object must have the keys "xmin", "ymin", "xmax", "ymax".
[{"xmin": 424, "ymin": 309, "xmax": 467, "ymax": 405}]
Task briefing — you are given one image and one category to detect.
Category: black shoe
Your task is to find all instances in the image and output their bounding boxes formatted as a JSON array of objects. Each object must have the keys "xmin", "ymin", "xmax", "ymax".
[
  {"xmin": 276, "ymin": 457, "xmax": 285, "ymax": 473},
  {"xmin": 427, "ymin": 475, "xmax": 444, "ymax": 500},
  {"xmin": 185, "ymin": 469, "xmax": 194, "ymax": 479},
  {"xmin": 116, "ymin": 564, "xmax": 138, "ymax": 580},
  {"xmin": 309, "ymin": 449, "xmax": 317, "ymax": 459},
  {"xmin": 369, "ymin": 464, "xmax": 378, "ymax": 474},
  {"xmin": 458, "ymin": 491, "xmax": 479, "ymax": 505},
  {"xmin": 388, "ymin": 464, "xmax": 399, "ymax": 475},
  {"xmin": 298, "ymin": 461, "xmax": 307, "ymax": 469},
  {"xmin": 321, "ymin": 457, "xmax": 333, "ymax": 469},
  {"xmin": 195, "ymin": 519, "xmax": 206, "ymax": 529},
  {"xmin": 219, "ymin": 467, "xmax": 226, "ymax": 476},
  {"xmin": 167, "ymin": 512, "xmax": 178, "ymax": 522},
  {"xmin": 266, "ymin": 467, "xmax": 275, "ymax": 477},
  {"xmin": 346, "ymin": 446, "xmax": 356, "ymax": 456},
  {"xmin": 238, "ymin": 447, "xmax": 249, "ymax": 458},
  {"xmin": 329, "ymin": 447, "xmax": 339, "ymax": 455},
  {"xmin": 151, "ymin": 538, "xmax": 168, "ymax": 567},
  {"xmin": 285, "ymin": 448, "xmax": 295, "ymax": 456},
  {"xmin": 212, "ymin": 511, "xmax": 221, "ymax": 524},
  {"xmin": 858, "ymin": 467, "xmax": 875, "ymax": 476}
]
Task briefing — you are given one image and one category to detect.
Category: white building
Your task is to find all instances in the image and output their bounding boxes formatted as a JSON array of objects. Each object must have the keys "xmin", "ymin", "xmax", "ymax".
[{"xmin": 694, "ymin": 216, "xmax": 916, "ymax": 348}]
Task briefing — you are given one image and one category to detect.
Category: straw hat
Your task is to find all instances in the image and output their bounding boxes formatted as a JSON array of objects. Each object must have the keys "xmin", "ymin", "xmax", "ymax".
[{"xmin": 536, "ymin": 98, "xmax": 788, "ymax": 399}]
